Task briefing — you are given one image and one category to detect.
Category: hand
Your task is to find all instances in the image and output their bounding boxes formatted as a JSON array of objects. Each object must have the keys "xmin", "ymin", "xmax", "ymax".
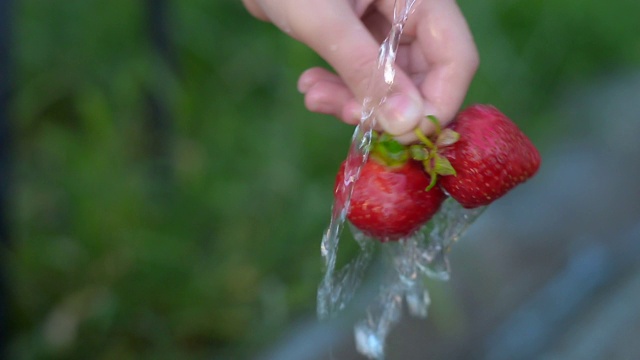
[{"xmin": 242, "ymin": 0, "xmax": 479, "ymax": 143}]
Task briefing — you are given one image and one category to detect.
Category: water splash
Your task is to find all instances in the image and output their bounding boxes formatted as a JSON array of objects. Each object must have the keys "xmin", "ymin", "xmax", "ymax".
[
  {"xmin": 321, "ymin": 202, "xmax": 484, "ymax": 359},
  {"xmin": 316, "ymin": 1, "xmax": 486, "ymax": 358},
  {"xmin": 353, "ymin": 199, "xmax": 484, "ymax": 359},
  {"xmin": 318, "ymin": 0, "xmax": 417, "ymax": 320}
]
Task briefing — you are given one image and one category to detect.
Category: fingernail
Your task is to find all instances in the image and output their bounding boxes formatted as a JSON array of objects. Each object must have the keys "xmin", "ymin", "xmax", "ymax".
[
  {"xmin": 378, "ymin": 93, "xmax": 423, "ymax": 135},
  {"xmin": 298, "ymin": 78, "xmax": 312, "ymax": 94},
  {"xmin": 393, "ymin": 105, "xmax": 440, "ymax": 144}
]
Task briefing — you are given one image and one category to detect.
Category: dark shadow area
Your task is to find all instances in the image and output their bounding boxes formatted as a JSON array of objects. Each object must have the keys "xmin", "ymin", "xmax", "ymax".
[{"xmin": 0, "ymin": 0, "xmax": 13, "ymax": 357}]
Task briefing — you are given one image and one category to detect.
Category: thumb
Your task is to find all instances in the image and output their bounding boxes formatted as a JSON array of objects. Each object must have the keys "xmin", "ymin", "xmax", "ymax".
[{"xmin": 289, "ymin": 1, "xmax": 425, "ymax": 136}]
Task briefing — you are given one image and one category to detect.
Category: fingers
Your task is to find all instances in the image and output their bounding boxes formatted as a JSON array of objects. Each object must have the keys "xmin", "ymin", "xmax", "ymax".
[
  {"xmin": 286, "ymin": 0, "xmax": 426, "ymax": 135},
  {"xmin": 413, "ymin": 0, "xmax": 479, "ymax": 129},
  {"xmin": 298, "ymin": 66, "xmax": 426, "ymax": 132},
  {"xmin": 367, "ymin": 0, "xmax": 478, "ymax": 144},
  {"xmin": 243, "ymin": 0, "xmax": 479, "ymax": 144},
  {"xmin": 241, "ymin": 0, "xmax": 268, "ymax": 21},
  {"xmin": 298, "ymin": 68, "xmax": 361, "ymax": 124},
  {"xmin": 297, "ymin": 67, "xmax": 343, "ymax": 93},
  {"xmin": 287, "ymin": 0, "xmax": 386, "ymax": 98}
]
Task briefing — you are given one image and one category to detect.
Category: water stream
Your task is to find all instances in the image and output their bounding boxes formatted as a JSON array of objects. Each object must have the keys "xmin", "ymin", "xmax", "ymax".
[
  {"xmin": 318, "ymin": 0, "xmax": 417, "ymax": 318},
  {"xmin": 316, "ymin": 1, "xmax": 485, "ymax": 358}
]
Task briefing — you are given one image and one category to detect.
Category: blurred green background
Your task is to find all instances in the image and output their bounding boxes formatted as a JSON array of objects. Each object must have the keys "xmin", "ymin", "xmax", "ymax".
[{"xmin": 4, "ymin": 0, "xmax": 640, "ymax": 359}]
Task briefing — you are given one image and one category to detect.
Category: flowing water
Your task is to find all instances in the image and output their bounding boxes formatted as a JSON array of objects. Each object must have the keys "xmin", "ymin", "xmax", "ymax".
[
  {"xmin": 352, "ymin": 199, "xmax": 484, "ymax": 359},
  {"xmin": 318, "ymin": 0, "xmax": 417, "ymax": 318},
  {"xmin": 316, "ymin": 0, "xmax": 485, "ymax": 358}
]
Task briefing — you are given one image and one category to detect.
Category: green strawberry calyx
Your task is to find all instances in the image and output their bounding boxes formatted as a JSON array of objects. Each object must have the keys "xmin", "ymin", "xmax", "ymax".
[
  {"xmin": 410, "ymin": 116, "xmax": 460, "ymax": 191},
  {"xmin": 370, "ymin": 132, "xmax": 410, "ymax": 168},
  {"xmin": 368, "ymin": 116, "xmax": 460, "ymax": 191}
]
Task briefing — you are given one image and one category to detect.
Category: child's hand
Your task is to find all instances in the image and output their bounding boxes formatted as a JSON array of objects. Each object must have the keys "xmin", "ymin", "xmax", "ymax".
[{"xmin": 243, "ymin": 0, "xmax": 478, "ymax": 143}]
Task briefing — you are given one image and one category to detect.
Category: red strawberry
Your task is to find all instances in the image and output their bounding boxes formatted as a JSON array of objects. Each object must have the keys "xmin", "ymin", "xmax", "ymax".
[
  {"xmin": 335, "ymin": 135, "xmax": 446, "ymax": 242},
  {"xmin": 436, "ymin": 104, "xmax": 541, "ymax": 208}
]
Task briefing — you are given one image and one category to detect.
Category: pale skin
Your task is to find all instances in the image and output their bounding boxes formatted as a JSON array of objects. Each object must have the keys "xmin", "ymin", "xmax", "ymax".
[{"xmin": 242, "ymin": 0, "xmax": 479, "ymax": 143}]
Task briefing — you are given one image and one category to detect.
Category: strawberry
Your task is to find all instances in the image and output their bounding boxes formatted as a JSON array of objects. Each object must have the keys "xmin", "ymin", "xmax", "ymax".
[
  {"xmin": 432, "ymin": 104, "xmax": 541, "ymax": 209},
  {"xmin": 335, "ymin": 135, "xmax": 446, "ymax": 242}
]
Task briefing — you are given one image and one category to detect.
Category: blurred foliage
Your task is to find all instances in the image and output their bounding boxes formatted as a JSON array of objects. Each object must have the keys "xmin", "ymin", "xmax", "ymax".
[{"xmin": 5, "ymin": 0, "xmax": 639, "ymax": 359}]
